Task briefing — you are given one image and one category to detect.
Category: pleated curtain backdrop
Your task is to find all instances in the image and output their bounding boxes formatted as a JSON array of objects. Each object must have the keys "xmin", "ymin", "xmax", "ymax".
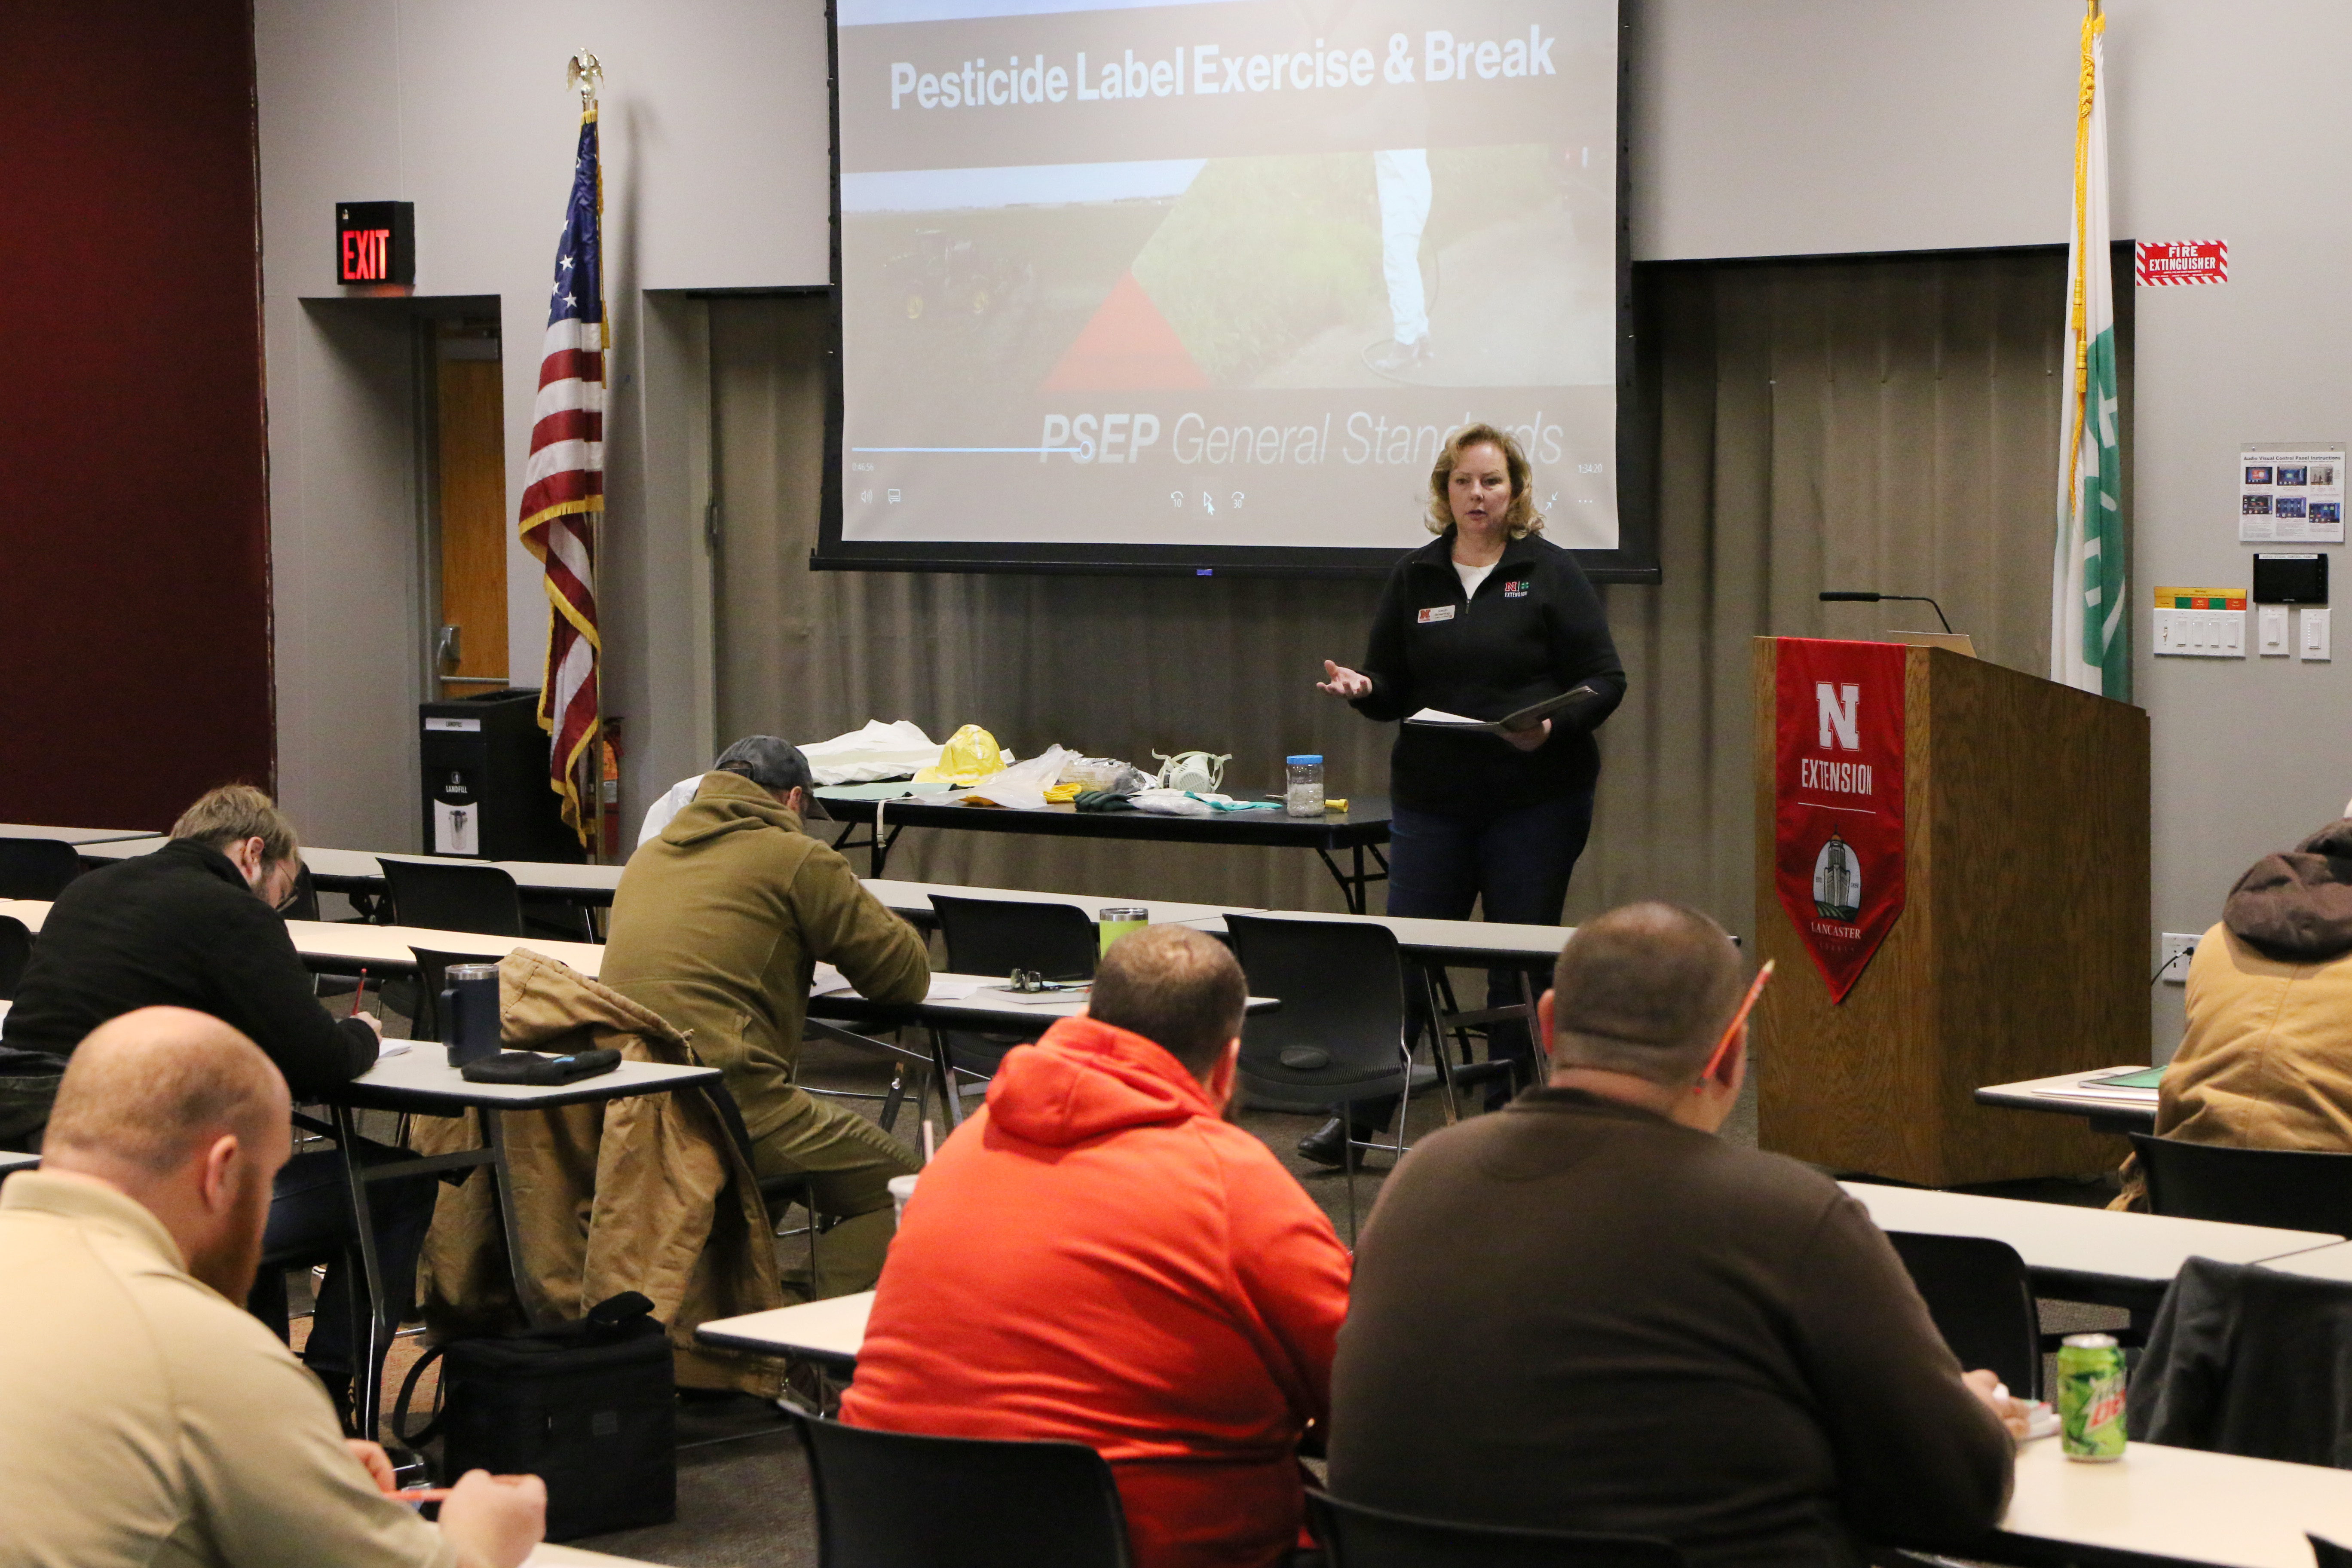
[{"xmin": 707, "ymin": 245, "xmax": 2112, "ymax": 942}]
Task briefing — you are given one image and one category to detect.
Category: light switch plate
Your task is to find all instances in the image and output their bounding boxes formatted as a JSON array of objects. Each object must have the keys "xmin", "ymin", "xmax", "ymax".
[
  {"xmin": 2304, "ymin": 607, "xmax": 2333, "ymax": 662},
  {"xmin": 2153, "ymin": 607, "xmax": 2248, "ymax": 657},
  {"xmin": 2260, "ymin": 604, "xmax": 2291, "ymax": 655}
]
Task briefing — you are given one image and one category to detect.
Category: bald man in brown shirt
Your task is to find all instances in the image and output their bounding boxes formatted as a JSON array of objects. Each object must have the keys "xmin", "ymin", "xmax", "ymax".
[
  {"xmin": 1329, "ymin": 903, "xmax": 2020, "ymax": 1568},
  {"xmin": 0, "ymin": 1008, "xmax": 544, "ymax": 1568}
]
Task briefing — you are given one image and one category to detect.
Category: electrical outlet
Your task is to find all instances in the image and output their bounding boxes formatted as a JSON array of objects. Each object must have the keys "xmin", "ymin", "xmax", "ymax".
[{"xmin": 2159, "ymin": 932, "xmax": 2202, "ymax": 983}]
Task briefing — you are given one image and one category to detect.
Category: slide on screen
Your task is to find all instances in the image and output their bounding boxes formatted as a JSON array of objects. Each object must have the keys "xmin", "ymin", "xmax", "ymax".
[{"xmin": 829, "ymin": 0, "xmax": 1623, "ymax": 570}]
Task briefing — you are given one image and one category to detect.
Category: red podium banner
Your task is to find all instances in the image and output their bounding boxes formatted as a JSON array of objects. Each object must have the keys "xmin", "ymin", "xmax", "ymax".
[{"xmin": 1774, "ymin": 639, "xmax": 1906, "ymax": 1002}]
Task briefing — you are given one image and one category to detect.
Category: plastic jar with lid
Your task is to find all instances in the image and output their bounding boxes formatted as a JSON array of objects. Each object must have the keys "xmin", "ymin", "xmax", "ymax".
[{"xmin": 1285, "ymin": 755, "xmax": 1325, "ymax": 817}]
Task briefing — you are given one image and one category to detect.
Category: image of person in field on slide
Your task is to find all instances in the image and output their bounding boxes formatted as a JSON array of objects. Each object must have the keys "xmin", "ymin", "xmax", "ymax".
[{"xmin": 1370, "ymin": 147, "xmax": 1433, "ymax": 374}]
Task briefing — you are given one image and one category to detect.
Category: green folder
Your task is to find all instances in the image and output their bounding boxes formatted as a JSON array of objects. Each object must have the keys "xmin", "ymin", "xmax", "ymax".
[{"xmin": 2082, "ymin": 1066, "xmax": 2165, "ymax": 1090}]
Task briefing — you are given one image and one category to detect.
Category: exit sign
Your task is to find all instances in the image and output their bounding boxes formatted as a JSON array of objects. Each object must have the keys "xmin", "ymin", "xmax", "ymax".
[{"xmin": 335, "ymin": 201, "xmax": 414, "ymax": 285}]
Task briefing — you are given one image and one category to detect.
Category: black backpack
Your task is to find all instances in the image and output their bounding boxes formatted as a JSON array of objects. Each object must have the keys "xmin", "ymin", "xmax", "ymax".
[{"xmin": 395, "ymin": 1290, "xmax": 676, "ymax": 1540}]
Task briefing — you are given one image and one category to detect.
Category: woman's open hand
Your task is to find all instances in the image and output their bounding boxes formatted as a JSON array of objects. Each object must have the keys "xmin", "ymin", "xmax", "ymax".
[{"xmin": 1318, "ymin": 660, "xmax": 1372, "ymax": 700}]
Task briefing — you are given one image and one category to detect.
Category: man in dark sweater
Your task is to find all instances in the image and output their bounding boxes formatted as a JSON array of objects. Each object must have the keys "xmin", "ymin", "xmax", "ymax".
[
  {"xmin": 0, "ymin": 786, "xmax": 429, "ymax": 1424},
  {"xmin": 1329, "ymin": 902, "xmax": 2020, "ymax": 1567}
]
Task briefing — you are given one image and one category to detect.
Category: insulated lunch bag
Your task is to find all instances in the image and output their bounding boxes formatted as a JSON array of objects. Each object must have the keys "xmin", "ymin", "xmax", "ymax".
[{"xmin": 395, "ymin": 1290, "xmax": 677, "ymax": 1540}]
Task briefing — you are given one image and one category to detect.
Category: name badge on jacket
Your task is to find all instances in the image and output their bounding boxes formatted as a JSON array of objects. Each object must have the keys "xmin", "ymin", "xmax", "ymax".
[{"xmin": 1417, "ymin": 605, "xmax": 1456, "ymax": 624}]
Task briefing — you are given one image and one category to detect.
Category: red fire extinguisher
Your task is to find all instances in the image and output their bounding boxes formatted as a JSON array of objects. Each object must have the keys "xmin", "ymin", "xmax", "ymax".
[{"xmin": 599, "ymin": 720, "xmax": 624, "ymax": 862}]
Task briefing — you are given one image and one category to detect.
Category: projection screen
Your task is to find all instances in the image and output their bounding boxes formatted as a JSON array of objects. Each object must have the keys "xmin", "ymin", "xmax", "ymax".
[{"xmin": 818, "ymin": 0, "xmax": 1639, "ymax": 578}]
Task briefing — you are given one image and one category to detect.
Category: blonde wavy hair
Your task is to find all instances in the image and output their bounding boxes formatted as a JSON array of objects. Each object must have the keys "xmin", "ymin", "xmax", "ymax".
[{"xmin": 1425, "ymin": 423, "xmax": 1545, "ymax": 539}]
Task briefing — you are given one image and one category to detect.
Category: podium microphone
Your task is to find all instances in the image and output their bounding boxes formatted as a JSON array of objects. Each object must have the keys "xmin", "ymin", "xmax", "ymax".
[{"xmin": 1819, "ymin": 591, "xmax": 1954, "ymax": 634}]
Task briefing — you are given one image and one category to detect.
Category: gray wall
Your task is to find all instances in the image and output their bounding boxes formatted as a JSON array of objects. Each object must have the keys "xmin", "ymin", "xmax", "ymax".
[{"xmin": 257, "ymin": 0, "xmax": 2352, "ymax": 1051}]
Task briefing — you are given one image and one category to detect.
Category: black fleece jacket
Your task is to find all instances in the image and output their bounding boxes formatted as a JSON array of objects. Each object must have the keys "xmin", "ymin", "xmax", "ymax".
[
  {"xmin": 0, "ymin": 839, "xmax": 376, "ymax": 1098},
  {"xmin": 1349, "ymin": 529, "xmax": 1626, "ymax": 814}
]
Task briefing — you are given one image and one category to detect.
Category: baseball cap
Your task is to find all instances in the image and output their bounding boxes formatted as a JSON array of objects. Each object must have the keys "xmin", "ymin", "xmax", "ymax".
[{"xmin": 712, "ymin": 735, "xmax": 832, "ymax": 820}]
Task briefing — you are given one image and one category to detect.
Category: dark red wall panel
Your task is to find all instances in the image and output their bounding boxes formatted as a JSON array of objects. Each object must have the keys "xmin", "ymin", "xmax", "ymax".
[{"xmin": 0, "ymin": 0, "xmax": 272, "ymax": 831}]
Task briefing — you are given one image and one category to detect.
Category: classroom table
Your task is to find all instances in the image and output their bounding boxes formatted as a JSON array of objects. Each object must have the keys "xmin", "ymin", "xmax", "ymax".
[
  {"xmin": 0, "ymin": 823, "xmax": 159, "ymax": 845},
  {"xmin": 1841, "ymin": 1180, "xmax": 2339, "ymax": 1318},
  {"xmin": 2251, "ymin": 1239, "xmax": 2352, "ymax": 1283},
  {"xmin": 818, "ymin": 790, "xmax": 1396, "ymax": 913},
  {"xmin": 70, "ymin": 840, "xmax": 633, "ymax": 913},
  {"xmin": 530, "ymin": 1546, "xmax": 671, "ymax": 1568},
  {"xmin": 1988, "ymin": 1436, "xmax": 2352, "ymax": 1567},
  {"xmin": 695, "ymin": 1289, "xmax": 873, "ymax": 1369},
  {"xmin": 805, "ymin": 970, "xmax": 1279, "ymax": 1127},
  {"xmin": 861, "ymin": 876, "xmax": 1253, "ymax": 932},
  {"xmin": 282, "ymin": 918, "xmax": 608, "ymax": 979},
  {"xmin": 1975, "ymin": 1069, "xmax": 2160, "ymax": 1136},
  {"xmin": 687, "ymin": 1300, "xmax": 2352, "ymax": 1568}
]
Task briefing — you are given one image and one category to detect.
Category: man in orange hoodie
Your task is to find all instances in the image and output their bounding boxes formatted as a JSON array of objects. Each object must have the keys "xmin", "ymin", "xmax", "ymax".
[{"xmin": 842, "ymin": 924, "xmax": 1350, "ymax": 1568}]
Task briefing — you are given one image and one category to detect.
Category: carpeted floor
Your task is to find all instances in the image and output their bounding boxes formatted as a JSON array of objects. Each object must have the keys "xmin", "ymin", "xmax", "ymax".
[{"xmin": 283, "ymin": 1011, "xmax": 2121, "ymax": 1567}]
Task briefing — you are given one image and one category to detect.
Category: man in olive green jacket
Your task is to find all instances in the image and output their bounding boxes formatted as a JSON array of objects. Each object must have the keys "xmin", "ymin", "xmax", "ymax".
[{"xmin": 600, "ymin": 738, "xmax": 930, "ymax": 1295}]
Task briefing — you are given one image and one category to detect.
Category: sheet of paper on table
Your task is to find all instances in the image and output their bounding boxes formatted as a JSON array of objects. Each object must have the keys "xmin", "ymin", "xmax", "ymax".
[
  {"xmin": 375, "ymin": 1039, "xmax": 412, "ymax": 1059},
  {"xmin": 810, "ymin": 963, "xmax": 983, "ymax": 1002}
]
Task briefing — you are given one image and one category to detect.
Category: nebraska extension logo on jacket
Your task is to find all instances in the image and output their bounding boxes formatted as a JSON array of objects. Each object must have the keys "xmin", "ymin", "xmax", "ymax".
[{"xmin": 842, "ymin": 1014, "xmax": 1352, "ymax": 1568}]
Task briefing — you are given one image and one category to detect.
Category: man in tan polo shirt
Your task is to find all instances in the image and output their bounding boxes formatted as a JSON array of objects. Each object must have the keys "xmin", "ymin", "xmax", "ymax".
[{"xmin": 0, "ymin": 1007, "xmax": 545, "ymax": 1568}]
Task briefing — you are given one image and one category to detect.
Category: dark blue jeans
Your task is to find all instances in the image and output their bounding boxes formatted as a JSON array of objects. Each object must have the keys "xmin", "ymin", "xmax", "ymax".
[
  {"xmin": 1356, "ymin": 790, "xmax": 1594, "ymax": 1123},
  {"xmin": 248, "ymin": 1144, "xmax": 439, "ymax": 1382}
]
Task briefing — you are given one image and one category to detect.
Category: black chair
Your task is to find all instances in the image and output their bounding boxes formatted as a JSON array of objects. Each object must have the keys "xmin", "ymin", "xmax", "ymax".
[
  {"xmin": 1885, "ymin": 1230, "xmax": 2045, "ymax": 1399},
  {"xmin": 786, "ymin": 1405, "xmax": 1133, "ymax": 1568},
  {"xmin": 378, "ymin": 856, "xmax": 524, "ymax": 937},
  {"xmin": 1307, "ymin": 1492, "xmax": 1686, "ymax": 1568},
  {"xmin": 700, "ymin": 1071, "xmax": 827, "ymax": 1297},
  {"xmin": 930, "ymin": 894, "xmax": 1100, "ymax": 982},
  {"xmin": 280, "ymin": 863, "xmax": 322, "ymax": 922},
  {"xmin": 0, "ymin": 915, "xmax": 31, "ymax": 999},
  {"xmin": 929, "ymin": 894, "xmax": 1099, "ymax": 1093},
  {"xmin": 2129, "ymin": 1132, "xmax": 2352, "ymax": 1236},
  {"xmin": 1224, "ymin": 913, "xmax": 1450, "ymax": 1238},
  {"xmin": 0, "ymin": 839, "xmax": 82, "ymax": 900}
]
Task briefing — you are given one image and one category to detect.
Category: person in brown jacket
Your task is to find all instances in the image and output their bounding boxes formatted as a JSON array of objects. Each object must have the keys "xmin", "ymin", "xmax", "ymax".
[
  {"xmin": 1329, "ymin": 902, "xmax": 2020, "ymax": 1568},
  {"xmin": 2159, "ymin": 818, "xmax": 2352, "ymax": 1152},
  {"xmin": 599, "ymin": 737, "xmax": 930, "ymax": 1296}
]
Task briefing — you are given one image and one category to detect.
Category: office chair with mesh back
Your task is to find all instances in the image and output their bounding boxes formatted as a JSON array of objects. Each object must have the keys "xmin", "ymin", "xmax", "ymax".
[
  {"xmin": 787, "ymin": 1405, "xmax": 1134, "ymax": 1568},
  {"xmin": 928, "ymin": 894, "xmax": 1100, "ymax": 1095},
  {"xmin": 1223, "ymin": 913, "xmax": 1451, "ymax": 1240},
  {"xmin": 0, "ymin": 839, "xmax": 82, "ymax": 900},
  {"xmin": 377, "ymin": 856, "xmax": 524, "ymax": 937},
  {"xmin": 1306, "ymin": 1492, "xmax": 1687, "ymax": 1568},
  {"xmin": 0, "ymin": 916, "xmax": 31, "ymax": 999},
  {"xmin": 1885, "ymin": 1230, "xmax": 2047, "ymax": 1399},
  {"xmin": 2129, "ymin": 1132, "xmax": 2352, "ymax": 1236}
]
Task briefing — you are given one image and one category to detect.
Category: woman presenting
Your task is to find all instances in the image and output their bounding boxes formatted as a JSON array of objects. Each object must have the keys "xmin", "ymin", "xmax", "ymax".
[{"xmin": 1307, "ymin": 422, "xmax": 1626, "ymax": 1165}]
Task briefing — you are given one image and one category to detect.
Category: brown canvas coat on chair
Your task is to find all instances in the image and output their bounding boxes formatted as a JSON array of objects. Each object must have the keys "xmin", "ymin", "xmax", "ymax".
[{"xmin": 411, "ymin": 948, "xmax": 786, "ymax": 1395}]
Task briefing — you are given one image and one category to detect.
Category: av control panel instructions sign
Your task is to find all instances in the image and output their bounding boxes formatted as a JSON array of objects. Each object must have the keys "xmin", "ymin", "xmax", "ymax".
[{"xmin": 2240, "ymin": 445, "xmax": 2345, "ymax": 543}]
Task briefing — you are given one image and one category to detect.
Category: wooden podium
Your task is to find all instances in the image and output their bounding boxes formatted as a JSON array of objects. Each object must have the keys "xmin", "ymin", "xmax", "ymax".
[{"xmin": 1752, "ymin": 639, "xmax": 2149, "ymax": 1187}]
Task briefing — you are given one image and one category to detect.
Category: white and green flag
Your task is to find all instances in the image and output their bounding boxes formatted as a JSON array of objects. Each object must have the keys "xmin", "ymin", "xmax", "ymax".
[{"xmin": 2052, "ymin": 0, "xmax": 2127, "ymax": 699}]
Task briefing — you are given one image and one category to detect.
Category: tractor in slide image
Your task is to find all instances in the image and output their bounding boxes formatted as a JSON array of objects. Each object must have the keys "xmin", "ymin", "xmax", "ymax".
[{"xmin": 886, "ymin": 229, "xmax": 1028, "ymax": 322}]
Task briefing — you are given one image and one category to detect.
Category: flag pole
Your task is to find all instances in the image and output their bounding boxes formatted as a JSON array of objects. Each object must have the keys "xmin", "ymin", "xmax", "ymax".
[{"xmin": 570, "ymin": 48, "xmax": 607, "ymax": 862}]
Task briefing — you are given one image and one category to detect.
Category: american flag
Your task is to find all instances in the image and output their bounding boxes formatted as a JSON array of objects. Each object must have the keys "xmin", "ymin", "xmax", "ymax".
[{"xmin": 518, "ymin": 107, "xmax": 605, "ymax": 844}]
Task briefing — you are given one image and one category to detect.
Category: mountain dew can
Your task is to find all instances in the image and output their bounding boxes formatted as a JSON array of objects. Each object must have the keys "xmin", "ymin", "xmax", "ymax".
[{"xmin": 2056, "ymin": 1333, "xmax": 2128, "ymax": 1461}]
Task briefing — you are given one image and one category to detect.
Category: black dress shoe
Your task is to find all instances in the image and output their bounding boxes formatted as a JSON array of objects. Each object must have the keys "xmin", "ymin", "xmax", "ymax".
[{"xmin": 1297, "ymin": 1117, "xmax": 1377, "ymax": 1168}]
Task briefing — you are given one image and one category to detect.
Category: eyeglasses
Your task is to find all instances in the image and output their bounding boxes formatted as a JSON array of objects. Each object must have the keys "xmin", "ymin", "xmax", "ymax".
[
  {"xmin": 1697, "ymin": 960, "xmax": 1773, "ymax": 1089},
  {"xmin": 1006, "ymin": 969, "xmax": 1087, "ymax": 994}
]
